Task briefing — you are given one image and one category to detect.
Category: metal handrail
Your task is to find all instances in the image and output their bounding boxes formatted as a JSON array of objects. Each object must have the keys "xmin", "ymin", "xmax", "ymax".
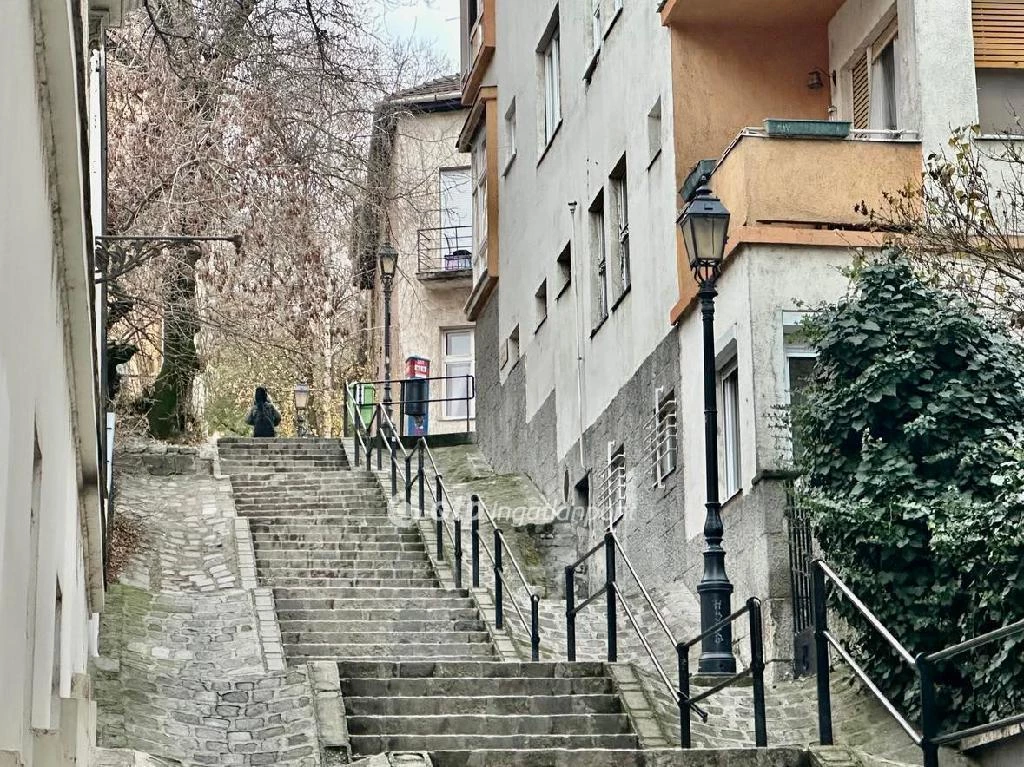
[
  {"xmin": 613, "ymin": 535, "xmax": 678, "ymax": 648},
  {"xmin": 926, "ymin": 616, "xmax": 1024, "ymax": 662},
  {"xmin": 812, "ymin": 559, "xmax": 1024, "ymax": 767},
  {"xmin": 565, "ymin": 530, "xmax": 767, "ymax": 749},
  {"xmin": 817, "ymin": 560, "xmax": 915, "ymax": 666},
  {"xmin": 615, "ymin": 584, "xmax": 709, "ymax": 723},
  {"xmin": 823, "ymin": 630, "xmax": 923, "ymax": 745}
]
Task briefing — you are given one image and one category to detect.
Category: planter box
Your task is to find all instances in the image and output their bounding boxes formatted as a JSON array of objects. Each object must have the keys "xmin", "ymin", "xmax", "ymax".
[{"xmin": 763, "ymin": 119, "xmax": 851, "ymax": 139}]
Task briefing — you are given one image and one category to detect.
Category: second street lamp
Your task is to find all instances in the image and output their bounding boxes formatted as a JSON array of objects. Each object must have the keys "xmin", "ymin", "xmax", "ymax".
[
  {"xmin": 378, "ymin": 243, "xmax": 399, "ymax": 419},
  {"xmin": 678, "ymin": 186, "xmax": 737, "ymax": 675},
  {"xmin": 293, "ymin": 382, "xmax": 311, "ymax": 437}
]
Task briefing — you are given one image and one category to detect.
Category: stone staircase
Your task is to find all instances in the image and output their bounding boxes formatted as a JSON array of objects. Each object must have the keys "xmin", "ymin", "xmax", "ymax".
[
  {"xmin": 219, "ymin": 438, "xmax": 664, "ymax": 764},
  {"xmin": 218, "ymin": 437, "xmax": 350, "ymax": 475},
  {"xmin": 340, "ymin": 660, "xmax": 640, "ymax": 763}
]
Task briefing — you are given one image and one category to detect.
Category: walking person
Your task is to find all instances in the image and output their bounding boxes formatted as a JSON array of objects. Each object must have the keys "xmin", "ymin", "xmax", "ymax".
[{"xmin": 246, "ymin": 386, "xmax": 281, "ymax": 438}]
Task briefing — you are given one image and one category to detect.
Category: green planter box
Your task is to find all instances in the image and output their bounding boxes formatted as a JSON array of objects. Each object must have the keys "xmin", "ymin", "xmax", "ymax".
[{"xmin": 763, "ymin": 119, "xmax": 851, "ymax": 139}]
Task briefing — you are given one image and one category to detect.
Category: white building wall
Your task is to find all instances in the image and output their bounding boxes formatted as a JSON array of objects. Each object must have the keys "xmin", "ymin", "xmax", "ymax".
[
  {"xmin": 491, "ymin": 0, "xmax": 677, "ymax": 462},
  {"xmin": 0, "ymin": 1, "xmax": 106, "ymax": 763}
]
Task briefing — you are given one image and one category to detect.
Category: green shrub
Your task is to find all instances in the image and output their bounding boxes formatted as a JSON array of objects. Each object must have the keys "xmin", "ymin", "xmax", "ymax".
[{"xmin": 796, "ymin": 253, "xmax": 1024, "ymax": 731}]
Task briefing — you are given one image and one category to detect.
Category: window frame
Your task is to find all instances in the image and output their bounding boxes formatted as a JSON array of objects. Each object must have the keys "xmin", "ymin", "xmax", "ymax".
[
  {"xmin": 589, "ymin": 191, "xmax": 609, "ymax": 333},
  {"xmin": 540, "ymin": 22, "xmax": 562, "ymax": 148},
  {"xmin": 609, "ymin": 157, "xmax": 630, "ymax": 303},
  {"xmin": 504, "ymin": 97, "xmax": 518, "ymax": 173},
  {"xmin": 654, "ymin": 389, "xmax": 678, "ymax": 484},
  {"xmin": 471, "ymin": 134, "xmax": 488, "ymax": 279},
  {"xmin": 441, "ymin": 328, "xmax": 476, "ymax": 420},
  {"xmin": 721, "ymin": 361, "xmax": 742, "ymax": 499}
]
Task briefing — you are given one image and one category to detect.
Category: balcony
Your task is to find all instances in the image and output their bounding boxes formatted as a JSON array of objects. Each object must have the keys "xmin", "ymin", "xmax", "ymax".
[
  {"xmin": 417, "ymin": 225, "xmax": 474, "ymax": 282},
  {"xmin": 707, "ymin": 127, "xmax": 920, "ymax": 232},
  {"xmin": 671, "ymin": 127, "xmax": 921, "ymax": 322},
  {"xmin": 462, "ymin": 0, "xmax": 495, "ymax": 105},
  {"xmin": 661, "ymin": 0, "xmax": 843, "ymax": 26}
]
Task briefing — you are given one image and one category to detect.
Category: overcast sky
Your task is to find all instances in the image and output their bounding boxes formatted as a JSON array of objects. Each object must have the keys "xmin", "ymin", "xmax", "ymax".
[{"xmin": 383, "ymin": 0, "xmax": 462, "ymax": 71}]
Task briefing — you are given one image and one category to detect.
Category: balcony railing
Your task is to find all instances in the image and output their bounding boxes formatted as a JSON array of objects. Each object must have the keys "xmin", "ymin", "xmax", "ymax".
[{"xmin": 417, "ymin": 225, "xmax": 474, "ymax": 277}]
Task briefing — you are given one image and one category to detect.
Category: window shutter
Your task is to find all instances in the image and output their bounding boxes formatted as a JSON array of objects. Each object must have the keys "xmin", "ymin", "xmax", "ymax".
[
  {"xmin": 973, "ymin": 1, "xmax": 1024, "ymax": 69},
  {"xmin": 852, "ymin": 53, "xmax": 870, "ymax": 129}
]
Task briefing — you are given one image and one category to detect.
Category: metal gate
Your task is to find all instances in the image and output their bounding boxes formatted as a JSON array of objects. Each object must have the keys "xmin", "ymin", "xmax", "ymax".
[{"xmin": 785, "ymin": 480, "xmax": 815, "ymax": 676}]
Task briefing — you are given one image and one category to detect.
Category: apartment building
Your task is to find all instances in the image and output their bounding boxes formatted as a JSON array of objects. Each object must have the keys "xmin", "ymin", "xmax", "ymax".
[
  {"xmin": 459, "ymin": 0, "xmax": 1021, "ymax": 668},
  {"xmin": 353, "ymin": 76, "xmax": 477, "ymax": 436},
  {"xmin": 0, "ymin": 0, "xmax": 127, "ymax": 764}
]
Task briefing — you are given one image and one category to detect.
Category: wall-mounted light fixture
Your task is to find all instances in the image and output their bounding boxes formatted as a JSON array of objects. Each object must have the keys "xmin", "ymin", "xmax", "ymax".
[{"xmin": 807, "ymin": 69, "xmax": 827, "ymax": 90}]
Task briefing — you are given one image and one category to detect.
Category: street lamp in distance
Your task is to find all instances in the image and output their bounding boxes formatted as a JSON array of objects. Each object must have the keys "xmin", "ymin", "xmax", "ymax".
[
  {"xmin": 678, "ymin": 186, "xmax": 737, "ymax": 675},
  {"xmin": 293, "ymin": 382, "xmax": 311, "ymax": 437},
  {"xmin": 378, "ymin": 242, "xmax": 399, "ymax": 418}
]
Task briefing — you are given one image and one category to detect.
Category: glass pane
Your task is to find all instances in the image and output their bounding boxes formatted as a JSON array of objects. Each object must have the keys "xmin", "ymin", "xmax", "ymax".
[
  {"xmin": 445, "ymin": 362, "xmax": 472, "ymax": 418},
  {"xmin": 445, "ymin": 330, "xmax": 473, "ymax": 357}
]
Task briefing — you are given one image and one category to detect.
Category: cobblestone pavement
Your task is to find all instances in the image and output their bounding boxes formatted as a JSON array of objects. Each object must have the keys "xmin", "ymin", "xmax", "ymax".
[{"xmin": 94, "ymin": 461, "xmax": 321, "ymax": 767}]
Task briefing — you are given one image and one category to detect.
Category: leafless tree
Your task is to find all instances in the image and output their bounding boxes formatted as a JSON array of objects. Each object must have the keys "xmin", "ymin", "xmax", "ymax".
[{"xmin": 104, "ymin": 1, "xmax": 446, "ymax": 438}]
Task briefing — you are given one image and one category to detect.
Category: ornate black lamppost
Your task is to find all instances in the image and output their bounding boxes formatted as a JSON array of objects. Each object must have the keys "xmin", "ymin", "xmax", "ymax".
[
  {"xmin": 678, "ymin": 187, "xmax": 736, "ymax": 674},
  {"xmin": 378, "ymin": 243, "xmax": 399, "ymax": 418},
  {"xmin": 293, "ymin": 382, "xmax": 310, "ymax": 437}
]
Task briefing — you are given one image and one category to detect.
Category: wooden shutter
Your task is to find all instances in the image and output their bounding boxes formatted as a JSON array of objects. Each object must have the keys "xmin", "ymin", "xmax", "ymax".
[
  {"xmin": 973, "ymin": 1, "xmax": 1024, "ymax": 69},
  {"xmin": 852, "ymin": 53, "xmax": 870, "ymax": 129}
]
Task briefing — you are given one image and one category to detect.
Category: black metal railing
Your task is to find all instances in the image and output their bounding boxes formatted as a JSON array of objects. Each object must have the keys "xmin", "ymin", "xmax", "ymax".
[
  {"xmin": 563, "ymin": 530, "xmax": 772, "ymax": 749},
  {"xmin": 417, "ymin": 225, "xmax": 473, "ymax": 275},
  {"xmin": 813, "ymin": 558, "xmax": 1024, "ymax": 767},
  {"xmin": 344, "ymin": 375, "xmax": 476, "ymax": 438},
  {"xmin": 345, "ymin": 400, "xmax": 542, "ymax": 661}
]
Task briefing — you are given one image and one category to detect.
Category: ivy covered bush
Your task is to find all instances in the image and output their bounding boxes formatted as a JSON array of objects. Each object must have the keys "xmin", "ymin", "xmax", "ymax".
[{"xmin": 796, "ymin": 253, "xmax": 1024, "ymax": 731}]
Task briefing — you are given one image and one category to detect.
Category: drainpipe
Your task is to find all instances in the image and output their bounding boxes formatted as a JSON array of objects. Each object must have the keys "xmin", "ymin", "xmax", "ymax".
[{"xmin": 569, "ymin": 201, "xmax": 586, "ymax": 468}]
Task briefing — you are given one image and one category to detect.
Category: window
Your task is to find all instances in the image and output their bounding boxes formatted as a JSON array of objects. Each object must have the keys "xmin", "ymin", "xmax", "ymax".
[
  {"xmin": 591, "ymin": 0, "xmax": 602, "ymax": 55},
  {"xmin": 721, "ymin": 363, "xmax": 741, "ymax": 498},
  {"xmin": 472, "ymin": 135, "xmax": 488, "ymax": 278},
  {"xmin": 443, "ymin": 329, "xmax": 475, "ymax": 419},
  {"xmin": 977, "ymin": 69, "xmax": 1024, "ymax": 134},
  {"xmin": 972, "ymin": 2, "xmax": 1024, "ymax": 133},
  {"xmin": 609, "ymin": 157, "xmax": 630, "ymax": 300},
  {"xmin": 556, "ymin": 242, "xmax": 572, "ymax": 297},
  {"xmin": 851, "ymin": 20, "xmax": 899, "ymax": 130},
  {"xmin": 590, "ymin": 192, "xmax": 608, "ymax": 330},
  {"xmin": 541, "ymin": 22, "xmax": 562, "ymax": 145},
  {"xmin": 504, "ymin": 98, "xmax": 518, "ymax": 170},
  {"xmin": 501, "ymin": 325, "xmax": 521, "ymax": 369},
  {"xmin": 647, "ymin": 97, "xmax": 663, "ymax": 165},
  {"xmin": 439, "ymin": 167, "xmax": 473, "ymax": 266},
  {"xmin": 783, "ymin": 319, "xmax": 816, "ymax": 463},
  {"xmin": 653, "ymin": 390, "xmax": 678, "ymax": 482},
  {"xmin": 535, "ymin": 280, "xmax": 548, "ymax": 330},
  {"xmin": 602, "ymin": 444, "xmax": 626, "ymax": 528}
]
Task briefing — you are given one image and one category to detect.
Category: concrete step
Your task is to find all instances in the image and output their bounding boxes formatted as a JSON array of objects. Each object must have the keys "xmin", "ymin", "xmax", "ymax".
[
  {"xmin": 278, "ymin": 618, "xmax": 486, "ymax": 633},
  {"xmin": 261, "ymin": 576, "xmax": 441, "ymax": 588},
  {"xmin": 344, "ymin": 693, "xmax": 623, "ymax": 716},
  {"xmin": 337, "ymin": 661, "xmax": 608, "ymax": 679},
  {"xmin": 280, "ymin": 630, "xmax": 492, "ymax": 646},
  {"xmin": 424, "ymin": 749, "xmax": 778, "ymax": 767},
  {"xmin": 273, "ymin": 596, "xmax": 477, "ymax": 611},
  {"xmin": 251, "ymin": 536, "xmax": 428, "ymax": 548},
  {"xmin": 284, "ymin": 642, "xmax": 496, "ymax": 659},
  {"xmin": 348, "ymin": 734, "xmax": 640, "ymax": 753},
  {"xmin": 251, "ymin": 532, "xmax": 421, "ymax": 544},
  {"xmin": 347, "ymin": 713, "xmax": 632, "ymax": 737},
  {"xmin": 254, "ymin": 551, "xmax": 430, "ymax": 563},
  {"xmin": 254, "ymin": 563, "xmax": 436, "ymax": 577},
  {"xmin": 275, "ymin": 607, "xmax": 482, "ymax": 622},
  {"xmin": 341, "ymin": 676, "xmax": 616, "ymax": 698},
  {"xmin": 245, "ymin": 518, "xmax": 405, "ymax": 528}
]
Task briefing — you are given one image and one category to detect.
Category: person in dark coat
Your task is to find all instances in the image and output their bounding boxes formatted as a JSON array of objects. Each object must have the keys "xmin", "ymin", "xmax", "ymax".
[{"xmin": 246, "ymin": 387, "xmax": 281, "ymax": 437}]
